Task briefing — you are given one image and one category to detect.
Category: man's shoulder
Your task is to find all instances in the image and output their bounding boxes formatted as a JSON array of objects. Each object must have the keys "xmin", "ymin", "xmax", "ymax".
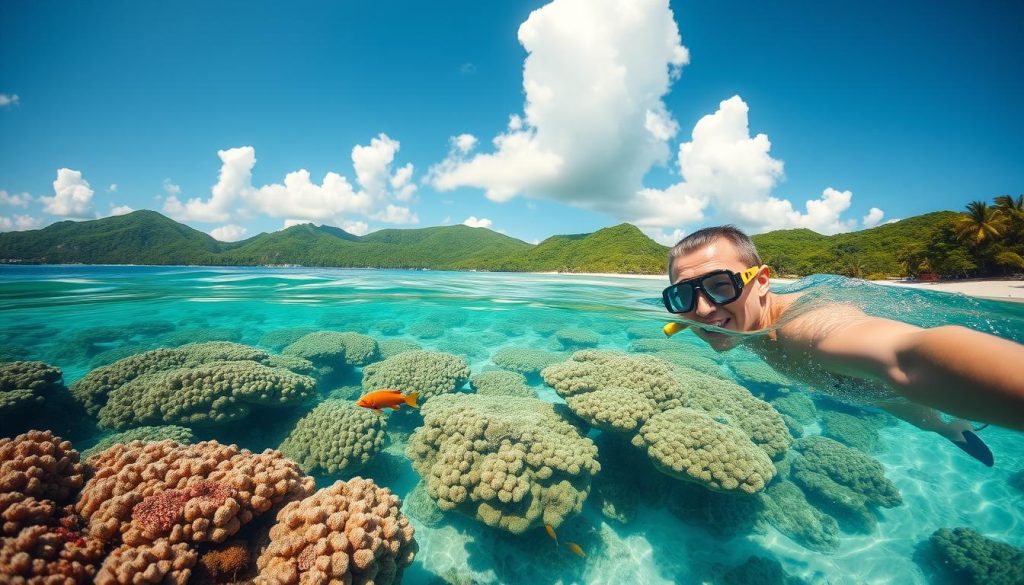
[{"xmin": 775, "ymin": 300, "xmax": 869, "ymax": 343}]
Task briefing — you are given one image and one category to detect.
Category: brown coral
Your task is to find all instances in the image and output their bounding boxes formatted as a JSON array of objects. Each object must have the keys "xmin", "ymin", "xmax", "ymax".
[
  {"xmin": 255, "ymin": 477, "xmax": 417, "ymax": 585},
  {"xmin": 196, "ymin": 541, "xmax": 251, "ymax": 583},
  {"xmin": 77, "ymin": 440, "xmax": 315, "ymax": 547},
  {"xmin": 0, "ymin": 523, "xmax": 107, "ymax": 584},
  {"xmin": 0, "ymin": 430, "xmax": 85, "ymax": 536},
  {"xmin": 94, "ymin": 539, "xmax": 198, "ymax": 585}
]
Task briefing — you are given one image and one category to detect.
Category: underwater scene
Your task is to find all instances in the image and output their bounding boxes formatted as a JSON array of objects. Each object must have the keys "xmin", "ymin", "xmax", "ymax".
[{"xmin": 1, "ymin": 265, "xmax": 1023, "ymax": 585}]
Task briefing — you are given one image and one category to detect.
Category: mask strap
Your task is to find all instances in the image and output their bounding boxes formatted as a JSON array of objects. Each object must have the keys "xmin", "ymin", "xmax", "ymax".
[{"xmin": 739, "ymin": 266, "xmax": 762, "ymax": 285}]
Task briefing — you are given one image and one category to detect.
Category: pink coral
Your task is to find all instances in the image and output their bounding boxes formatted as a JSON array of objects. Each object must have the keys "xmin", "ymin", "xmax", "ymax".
[{"xmin": 255, "ymin": 477, "xmax": 417, "ymax": 585}]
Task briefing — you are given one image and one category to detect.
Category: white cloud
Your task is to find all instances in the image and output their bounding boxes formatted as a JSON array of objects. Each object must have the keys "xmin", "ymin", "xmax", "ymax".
[
  {"xmin": 40, "ymin": 168, "xmax": 94, "ymax": 217},
  {"xmin": 643, "ymin": 227, "xmax": 686, "ymax": 246},
  {"xmin": 637, "ymin": 97, "xmax": 878, "ymax": 235},
  {"xmin": 463, "ymin": 216, "xmax": 493, "ymax": 229},
  {"xmin": 210, "ymin": 224, "xmax": 248, "ymax": 242},
  {"xmin": 283, "ymin": 219, "xmax": 310, "ymax": 229},
  {"xmin": 862, "ymin": 207, "xmax": 884, "ymax": 228},
  {"xmin": 0, "ymin": 214, "xmax": 43, "ymax": 231},
  {"xmin": 0, "ymin": 94, "xmax": 19, "ymax": 107},
  {"xmin": 110, "ymin": 205, "xmax": 134, "ymax": 216},
  {"xmin": 163, "ymin": 179, "xmax": 182, "ymax": 195},
  {"xmin": 107, "ymin": 183, "xmax": 118, "ymax": 193},
  {"xmin": 340, "ymin": 220, "xmax": 370, "ymax": 236},
  {"xmin": 453, "ymin": 134, "xmax": 478, "ymax": 154},
  {"xmin": 0, "ymin": 190, "xmax": 31, "ymax": 207},
  {"xmin": 429, "ymin": 0, "xmax": 688, "ymax": 208},
  {"xmin": 166, "ymin": 135, "xmax": 417, "ymax": 227}
]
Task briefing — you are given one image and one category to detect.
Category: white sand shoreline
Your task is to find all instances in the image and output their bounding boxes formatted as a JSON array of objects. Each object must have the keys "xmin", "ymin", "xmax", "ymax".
[{"xmin": 532, "ymin": 271, "xmax": 1024, "ymax": 302}]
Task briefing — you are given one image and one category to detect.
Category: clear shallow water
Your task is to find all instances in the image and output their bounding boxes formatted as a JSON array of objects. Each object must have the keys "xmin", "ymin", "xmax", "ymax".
[{"xmin": 1, "ymin": 265, "xmax": 1022, "ymax": 585}]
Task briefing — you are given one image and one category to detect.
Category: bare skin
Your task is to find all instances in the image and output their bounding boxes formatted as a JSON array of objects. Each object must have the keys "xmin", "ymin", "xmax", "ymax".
[{"xmin": 668, "ymin": 239, "xmax": 1024, "ymax": 441}]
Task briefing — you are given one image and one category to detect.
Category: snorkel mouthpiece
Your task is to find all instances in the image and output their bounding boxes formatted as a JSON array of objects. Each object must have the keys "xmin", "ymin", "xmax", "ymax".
[{"xmin": 663, "ymin": 322, "xmax": 688, "ymax": 337}]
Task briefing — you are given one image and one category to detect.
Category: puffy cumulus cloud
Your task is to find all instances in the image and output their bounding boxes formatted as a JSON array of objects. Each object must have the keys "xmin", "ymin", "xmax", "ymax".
[
  {"xmin": 641, "ymin": 96, "xmax": 879, "ymax": 235},
  {"xmin": 642, "ymin": 227, "xmax": 686, "ymax": 247},
  {"xmin": 430, "ymin": 0, "xmax": 688, "ymax": 208},
  {"xmin": 0, "ymin": 190, "xmax": 32, "ymax": 207},
  {"xmin": 862, "ymin": 207, "xmax": 884, "ymax": 228},
  {"xmin": 0, "ymin": 94, "xmax": 19, "ymax": 107},
  {"xmin": 164, "ymin": 134, "xmax": 417, "ymax": 228},
  {"xmin": 0, "ymin": 214, "xmax": 42, "ymax": 231},
  {"xmin": 40, "ymin": 168, "xmax": 94, "ymax": 217},
  {"xmin": 210, "ymin": 224, "xmax": 248, "ymax": 242},
  {"xmin": 463, "ymin": 216, "xmax": 493, "ymax": 229},
  {"xmin": 163, "ymin": 179, "xmax": 182, "ymax": 195},
  {"xmin": 453, "ymin": 134, "xmax": 478, "ymax": 154},
  {"xmin": 109, "ymin": 205, "xmax": 134, "ymax": 216},
  {"xmin": 283, "ymin": 218, "xmax": 369, "ymax": 236}
]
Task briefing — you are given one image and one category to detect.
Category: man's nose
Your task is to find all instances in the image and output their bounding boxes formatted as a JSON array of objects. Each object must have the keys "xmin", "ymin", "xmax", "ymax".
[{"xmin": 693, "ymin": 290, "xmax": 716, "ymax": 317}]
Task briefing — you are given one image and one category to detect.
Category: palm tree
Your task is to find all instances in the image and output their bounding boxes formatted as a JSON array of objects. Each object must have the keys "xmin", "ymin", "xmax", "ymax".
[
  {"xmin": 994, "ymin": 194, "xmax": 1024, "ymax": 221},
  {"xmin": 953, "ymin": 201, "xmax": 1008, "ymax": 245}
]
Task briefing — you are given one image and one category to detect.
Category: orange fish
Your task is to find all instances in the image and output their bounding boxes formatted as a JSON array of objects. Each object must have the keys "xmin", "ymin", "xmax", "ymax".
[
  {"xmin": 356, "ymin": 389, "xmax": 419, "ymax": 414},
  {"xmin": 544, "ymin": 523, "xmax": 558, "ymax": 543},
  {"xmin": 565, "ymin": 542, "xmax": 585, "ymax": 558}
]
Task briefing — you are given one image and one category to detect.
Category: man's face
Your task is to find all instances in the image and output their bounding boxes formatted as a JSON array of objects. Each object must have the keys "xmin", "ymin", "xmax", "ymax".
[{"xmin": 668, "ymin": 239, "xmax": 767, "ymax": 351}]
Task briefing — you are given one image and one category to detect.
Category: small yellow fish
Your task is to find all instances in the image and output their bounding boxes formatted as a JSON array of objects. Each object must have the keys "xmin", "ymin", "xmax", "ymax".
[
  {"xmin": 565, "ymin": 541, "xmax": 585, "ymax": 558},
  {"xmin": 663, "ymin": 322, "xmax": 688, "ymax": 337},
  {"xmin": 544, "ymin": 523, "xmax": 558, "ymax": 543}
]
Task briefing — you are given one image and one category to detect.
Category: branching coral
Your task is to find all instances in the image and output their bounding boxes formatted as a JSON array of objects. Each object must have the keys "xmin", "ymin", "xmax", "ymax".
[
  {"xmin": 469, "ymin": 370, "xmax": 537, "ymax": 398},
  {"xmin": 71, "ymin": 342, "xmax": 272, "ymax": 417},
  {"xmin": 789, "ymin": 436, "xmax": 901, "ymax": 533},
  {"xmin": 278, "ymin": 400, "xmax": 388, "ymax": 476},
  {"xmin": 405, "ymin": 394, "xmax": 599, "ymax": 534},
  {"xmin": 255, "ymin": 477, "xmax": 417, "ymax": 585},
  {"xmin": 77, "ymin": 439, "xmax": 315, "ymax": 546},
  {"xmin": 361, "ymin": 350, "xmax": 470, "ymax": 403},
  {"xmin": 97, "ymin": 360, "xmax": 317, "ymax": 430}
]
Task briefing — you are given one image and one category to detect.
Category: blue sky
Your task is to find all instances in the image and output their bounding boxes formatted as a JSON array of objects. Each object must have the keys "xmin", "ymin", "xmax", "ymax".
[{"xmin": 1, "ymin": 0, "xmax": 1021, "ymax": 244}]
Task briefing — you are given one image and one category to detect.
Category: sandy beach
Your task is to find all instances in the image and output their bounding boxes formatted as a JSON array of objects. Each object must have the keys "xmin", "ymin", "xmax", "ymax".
[{"xmin": 536, "ymin": 272, "xmax": 1024, "ymax": 302}]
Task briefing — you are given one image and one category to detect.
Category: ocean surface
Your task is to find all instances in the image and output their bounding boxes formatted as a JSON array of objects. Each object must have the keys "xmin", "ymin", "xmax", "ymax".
[{"xmin": 1, "ymin": 265, "xmax": 1022, "ymax": 585}]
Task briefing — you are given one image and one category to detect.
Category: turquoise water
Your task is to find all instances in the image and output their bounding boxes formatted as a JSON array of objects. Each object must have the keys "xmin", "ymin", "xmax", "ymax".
[{"xmin": 1, "ymin": 265, "xmax": 1023, "ymax": 584}]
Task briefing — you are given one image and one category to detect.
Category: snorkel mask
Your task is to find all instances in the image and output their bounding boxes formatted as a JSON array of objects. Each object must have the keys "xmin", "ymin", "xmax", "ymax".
[{"xmin": 662, "ymin": 266, "xmax": 763, "ymax": 337}]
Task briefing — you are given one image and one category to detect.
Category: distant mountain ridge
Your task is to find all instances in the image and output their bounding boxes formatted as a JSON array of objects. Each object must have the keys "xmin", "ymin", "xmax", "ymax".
[{"xmin": 0, "ymin": 209, "xmax": 961, "ymax": 276}]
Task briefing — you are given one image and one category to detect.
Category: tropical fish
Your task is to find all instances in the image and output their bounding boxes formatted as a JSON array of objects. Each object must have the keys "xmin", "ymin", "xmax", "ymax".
[
  {"xmin": 544, "ymin": 523, "xmax": 558, "ymax": 543},
  {"xmin": 356, "ymin": 389, "xmax": 419, "ymax": 414},
  {"xmin": 663, "ymin": 321, "xmax": 689, "ymax": 337},
  {"xmin": 565, "ymin": 542, "xmax": 585, "ymax": 558}
]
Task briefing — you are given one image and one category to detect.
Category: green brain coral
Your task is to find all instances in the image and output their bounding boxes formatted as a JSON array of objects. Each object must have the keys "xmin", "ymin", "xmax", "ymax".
[
  {"xmin": 632, "ymin": 407, "xmax": 775, "ymax": 494},
  {"xmin": 362, "ymin": 351, "xmax": 470, "ymax": 402},
  {"xmin": 926, "ymin": 527, "xmax": 1024, "ymax": 585},
  {"xmin": 282, "ymin": 330, "xmax": 380, "ymax": 371},
  {"xmin": 71, "ymin": 342, "xmax": 271, "ymax": 416},
  {"xmin": 0, "ymin": 361, "xmax": 64, "ymax": 418},
  {"xmin": 469, "ymin": 370, "xmax": 537, "ymax": 398},
  {"xmin": 98, "ymin": 360, "xmax": 317, "ymax": 429},
  {"xmin": 278, "ymin": 399, "xmax": 387, "ymax": 475},
  {"xmin": 406, "ymin": 393, "xmax": 600, "ymax": 534},
  {"xmin": 81, "ymin": 425, "xmax": 196, "ymax": 459},
  {"xmin": 491, "ymin": 347, "xmax": 564, "ymax": 377}
]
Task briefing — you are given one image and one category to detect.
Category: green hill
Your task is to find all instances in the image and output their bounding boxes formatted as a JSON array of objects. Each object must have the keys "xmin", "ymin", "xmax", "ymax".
[
  {"xmin": 0, "ymin": 210, "xmax": 224, "ymax": 264},
  {"xmin": 753, "ymin": 211, "xmax": 960, "ymax": 277},
  {"xmin": 490, "ymin": 223, "xmax": 669, "ymax": 273}
]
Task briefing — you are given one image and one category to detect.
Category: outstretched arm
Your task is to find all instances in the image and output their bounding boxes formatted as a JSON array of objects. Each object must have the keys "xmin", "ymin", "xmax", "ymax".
[{"xmin": 780, "ymin": 306, "xmax": 1024, "ymax": 430}]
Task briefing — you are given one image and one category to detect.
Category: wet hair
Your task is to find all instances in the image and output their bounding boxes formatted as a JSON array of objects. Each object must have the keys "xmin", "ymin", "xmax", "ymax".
[{"xmin": 667, "ymin": 225, "xmax": 762, "ymax": 277}]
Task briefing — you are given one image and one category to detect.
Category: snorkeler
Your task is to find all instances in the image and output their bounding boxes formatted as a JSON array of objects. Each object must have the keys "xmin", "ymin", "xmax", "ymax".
[{"xmin": 661, "ymin": 225, "xmax": 1024, "ymax": 467}]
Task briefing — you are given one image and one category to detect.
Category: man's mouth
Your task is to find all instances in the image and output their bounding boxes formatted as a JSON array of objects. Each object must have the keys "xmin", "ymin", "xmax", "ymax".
[{"xmin": 700, "ymin": 318, "xmax": 730, "ymax": 333}]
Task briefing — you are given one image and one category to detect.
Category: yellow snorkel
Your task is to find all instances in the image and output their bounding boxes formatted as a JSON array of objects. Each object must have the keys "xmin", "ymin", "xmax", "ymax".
[{"xmin": 663, "ymin": 321, "xmax": 688, "ymax": 337}]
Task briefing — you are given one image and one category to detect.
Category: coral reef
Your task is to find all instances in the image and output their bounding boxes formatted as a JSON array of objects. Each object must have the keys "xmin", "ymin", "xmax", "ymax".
[
  {"xmin": 491, "ymin": 347, "xmax": 563, "ymax": 378},
  {"xmin": 540, "ymin": 351, "xmax": 789, "ymax": 494},
  {"xmin": 407, "ymin": 320, "xmax": 445, "ymax": 339},
  {"xmin": 82, "ymin": 425, "xmax": 196, "ymax": 459},
  {"xmin": 760, "ymin": 480, "xmax": 840, "ymax": 553},
  {"xmin": 77, "ymin": 439, "xmax": 315, "ymax": 546},
  {"xmin": 95, "ymin": 539, "xmax": 197, "ymax": 585},
  {"xmin": 254, "ymin": 478, "xmax": 417, "ymax": 585},
  {"xmin": 195, "ymin": 540, "xmax": 250, "ymax": 583},
  {"xmin": 282, "ymin": 331, "xmax": 380, "ymax": 377},
  {"xmin": 716, "ymin": 555, "xmax": 808, "ymax": 585},
  {"xmin": 469, "ymin": 370, "xmax": 537, "ymax": 398},
  {"xmin": 265, "ymin": 354, "xmax": 318, "ymax": 377},
  {"xmin": 278, "ymin": 400, "xmax": 388, "ymax": 476},
  {"xmin": 362, "ymin": 351, "xmax": 470, "ymax": 403},
  {"xmin": 553, "ymin": 328, "xmax": 600, "ymax": 350},
  {"xmin": 259, "ymin": 328, "xmax": 318, "ymax": 351},
  {"xmin": 98, "ymin": 360, "xmax": 317, "ymax": 430},
  {"xmin": 406, "ymin": 393, "xmax": 599, "ymax": 534},
  {"xmin": 789, "ymin": 436, "xmax": 901, "ymax": 533},
  {"xmin": 1, "ymin": 361, "xmax": 65, "ymax": 419},
  {"xmin": 377, "ymin": 339, "xmax": 422, "ymax": 360},
  {"xmin": 820, "ymin": 410, "xmax": 885, "ymax": 453},
  {"xmin": 924, "ymin": 527, "xmax": 1024, "ymax": 585},
  {"xmin": 71, "ymin": 342, "xmax": 272, "ymax": 417}
]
